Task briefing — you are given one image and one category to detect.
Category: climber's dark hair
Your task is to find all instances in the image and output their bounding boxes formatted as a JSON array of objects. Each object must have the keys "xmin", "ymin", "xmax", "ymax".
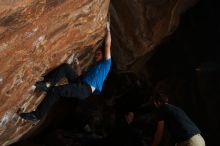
[{"xmin": 96, "ymin": 38, "xmax": 106, "ymax": 54}]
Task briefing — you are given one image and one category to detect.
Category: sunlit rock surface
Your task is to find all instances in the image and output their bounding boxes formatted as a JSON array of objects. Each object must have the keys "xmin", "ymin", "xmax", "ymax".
[
  {"xmin": 0, "ymin": 0, "xmax": 109, "ymax": 145},
  {"xmin": 0, "ymin": 0, "xmax": 198, "ymax": 145}
]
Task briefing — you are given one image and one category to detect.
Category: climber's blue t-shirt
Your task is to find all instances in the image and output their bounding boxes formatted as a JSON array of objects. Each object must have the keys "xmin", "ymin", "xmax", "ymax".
[{"xmin": 82, "ymin": 58, "xmax": 111, "ymax": 94}]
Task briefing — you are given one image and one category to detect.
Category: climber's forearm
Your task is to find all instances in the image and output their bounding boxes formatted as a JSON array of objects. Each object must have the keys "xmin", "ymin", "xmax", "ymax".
[{"xmin": 105, "ymin": 22, "xmax": 111, "ymax": 59}]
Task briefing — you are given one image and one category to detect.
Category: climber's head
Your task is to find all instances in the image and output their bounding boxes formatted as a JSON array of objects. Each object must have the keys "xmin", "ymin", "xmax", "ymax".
[{"xmin": 95, "ymin": 48, "xmax": 103, "ymax": 62}]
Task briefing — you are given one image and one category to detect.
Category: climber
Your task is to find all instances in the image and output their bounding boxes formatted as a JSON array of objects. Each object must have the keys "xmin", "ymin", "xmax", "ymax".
[
  {"xmin": 19, "ymin": 21, "xmax": 112, "ymax": 122},
  {"xmin": 150, "ymin": 92, "xmax": 205, "ymax": 146}
]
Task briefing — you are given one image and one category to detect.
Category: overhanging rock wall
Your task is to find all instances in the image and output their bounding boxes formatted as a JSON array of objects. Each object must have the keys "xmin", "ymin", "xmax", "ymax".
[
  {"xmin": 0, "ymin": 0, "xmax": 198, "ymax": 145},
  {"xmin": 0, "ymin": 0, "xmax": 109, "ymax": 145}
]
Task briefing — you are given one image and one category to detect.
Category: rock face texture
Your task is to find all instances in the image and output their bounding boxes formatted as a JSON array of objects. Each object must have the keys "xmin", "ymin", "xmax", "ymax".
[
  {"xmin": 0, "ymin": 0, "xmax": 199, "ymax": 145},
  {"xmin": 110, "ymin": 0, "xmax": 198, "ymax": 72},
  {"xmin": 0, "ymin": 0, "xmax": 109, "ymax": 145}
]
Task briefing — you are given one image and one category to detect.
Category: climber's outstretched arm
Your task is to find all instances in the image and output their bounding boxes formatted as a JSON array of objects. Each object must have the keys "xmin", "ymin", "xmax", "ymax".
[{"xmin": 105, "ymin": 21, "xmax": 111, "ymax": 59}]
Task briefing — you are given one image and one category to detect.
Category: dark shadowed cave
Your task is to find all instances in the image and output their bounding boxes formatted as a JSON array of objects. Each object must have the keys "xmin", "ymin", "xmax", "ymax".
[{"xmin": 11, "ymin": 0, "xmax": 219, "ymax": 146}]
